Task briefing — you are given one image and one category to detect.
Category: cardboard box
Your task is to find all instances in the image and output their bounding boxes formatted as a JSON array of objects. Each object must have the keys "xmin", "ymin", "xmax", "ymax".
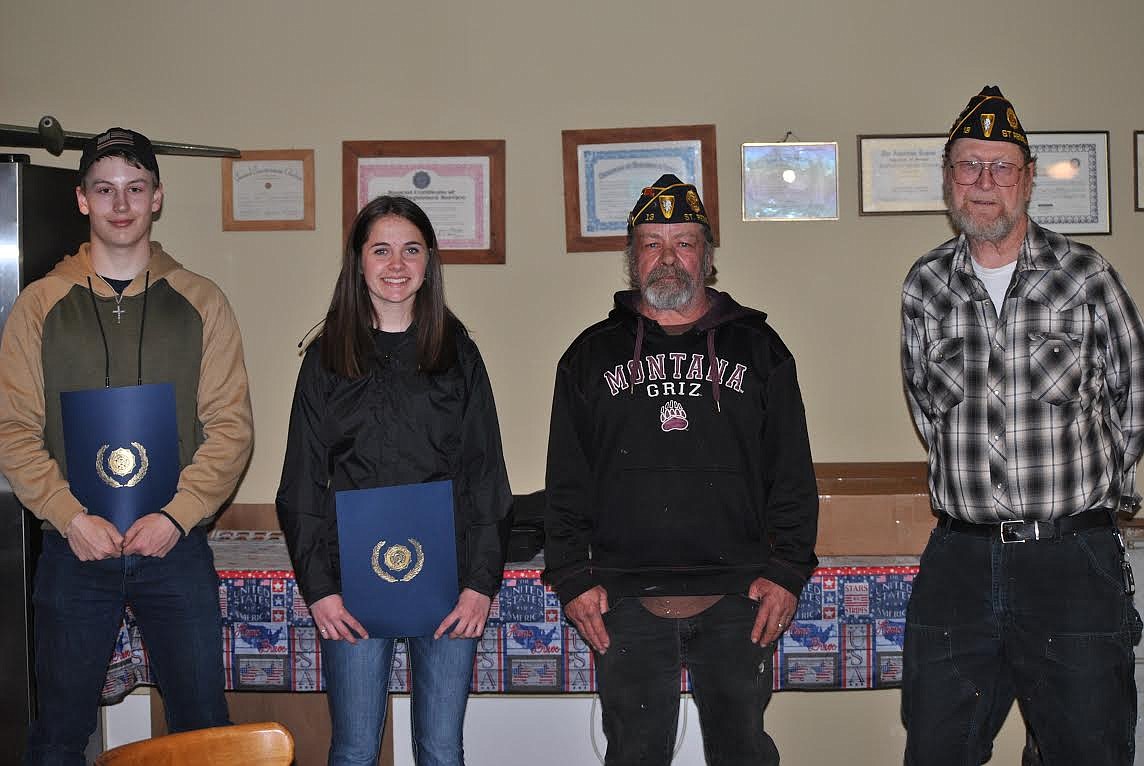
[{"xmin": 815, "ymin": 462, "xmax": 935, "ymax": 556}]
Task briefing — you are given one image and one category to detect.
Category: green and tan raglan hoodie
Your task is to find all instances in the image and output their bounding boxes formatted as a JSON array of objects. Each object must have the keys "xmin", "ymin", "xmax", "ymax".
[{"xmin": 0, "ymin": 242, "xmax": 254, "ymax": 535}]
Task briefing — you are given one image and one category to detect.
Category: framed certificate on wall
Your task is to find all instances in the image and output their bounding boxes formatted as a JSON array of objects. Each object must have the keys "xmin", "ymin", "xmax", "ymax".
[
  {"xmin": 343, "ymin": 140, "xmax": 506, "ymax": 264},
  {"xmin": 742, "ymin": 142, "xmax": 839, "ymax": 221},
  {"xmin": 561, "ymin": 124, "xmax": 719, "ymax": 252},
  {"xmin": 857, "ymin": 135, "xmax": 946, "ymax": 215},
  {"xmin": 1026, "ymin": 131, "xmax": 1110, "ymax": 235},
  {"xmin": 222, "ymin": 149, "xmax": 315, "ymax": 231}
]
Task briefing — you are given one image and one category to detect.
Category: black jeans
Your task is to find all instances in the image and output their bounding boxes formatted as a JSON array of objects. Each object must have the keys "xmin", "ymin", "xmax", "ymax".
[
  {"xmin": 595, "ymin": 595, "xmax": 778, "ymax": 766},
  {"xmin": 903, "ymin": 523, "xmax": 1141, "ymax": 766}
]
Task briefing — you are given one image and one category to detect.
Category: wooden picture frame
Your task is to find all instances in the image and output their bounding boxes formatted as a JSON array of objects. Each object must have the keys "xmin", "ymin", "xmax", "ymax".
[
  {"xmin": 343, "ymin": 140, "xmax": 506, "ymax": 264},
  {"xmin": 561, "ymin": 124, "xmax": 719, "ymax": 252},
  {"xmin": 222, "ymin": 149, "xmax": 315, "ymax": 231}
]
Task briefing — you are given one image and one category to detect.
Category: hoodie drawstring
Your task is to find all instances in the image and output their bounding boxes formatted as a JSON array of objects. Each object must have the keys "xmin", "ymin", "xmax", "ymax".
[
  {"xmin": 630, "ymin": 316, "xmax": 646, "ymax": 397},
  {"xmin": 705, "ymin": 328, "xmax": 721, "ymax": 413},
  {"xmin": 86, "ymin": 273, "xmax": 150, "ymax": 388},
  {"xmin": 629, "ymin": 316, "xmax": 723, "ymax": 414},
  {"xmin": 136, "ymin": 272, "xmax": 150, "ymax": 384}
]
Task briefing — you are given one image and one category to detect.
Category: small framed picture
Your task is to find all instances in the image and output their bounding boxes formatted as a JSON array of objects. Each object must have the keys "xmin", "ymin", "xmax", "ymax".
[
  {"xmin": 857, "ymin": 134, "xmax": 947, "ymax": 215},
  {"xmin": 222, "ymin": 149, "xmax": 315, "ymax": 231},
  {"xmin": 742, "ymin": 142, "xmax": 839, "ymax": 221},
  {"xmin": 343, "ymin": 139, "xmax": 506, "ymax": 264},
  {"xmin": 1027, "ymin": 131, "xmax": 1110, "ymax": 235},
  {"xmin": 1134, "ymin": 131, "xmax": 1144, "ymax": 212}
]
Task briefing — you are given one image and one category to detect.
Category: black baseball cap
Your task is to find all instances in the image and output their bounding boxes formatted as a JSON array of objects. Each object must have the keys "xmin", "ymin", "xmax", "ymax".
[{"xmin": 78, "ymin": 127, "xmax": 160, "ymax": 183}]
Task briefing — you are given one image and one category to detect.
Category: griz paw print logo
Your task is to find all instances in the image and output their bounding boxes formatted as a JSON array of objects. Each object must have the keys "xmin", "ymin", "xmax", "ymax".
[{"xmin": 660, "ymin": 400, "xmax": 689, "ymax": 432}]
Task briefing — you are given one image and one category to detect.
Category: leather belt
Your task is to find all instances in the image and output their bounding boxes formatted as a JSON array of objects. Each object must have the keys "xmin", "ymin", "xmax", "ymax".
[{"xmin": 940, "ymin": 510, "xmax": 1113, "ymax": 543}]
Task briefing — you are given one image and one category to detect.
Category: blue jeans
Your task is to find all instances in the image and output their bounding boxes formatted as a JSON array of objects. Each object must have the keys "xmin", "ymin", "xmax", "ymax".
[
  {"xmin": 903, "ymin": 523, "xmax": 1141, "ymax": 766},
  {"xmin": 25, "ymin": 529, "xmax": 229, "ymax": 766},
  {"xmin": 595, "ymin": 595, "xmax": 778, "ymax": 766},
  {"xmin": 322, "ymin": 634, "xmax": 477, "ymax": 766}
]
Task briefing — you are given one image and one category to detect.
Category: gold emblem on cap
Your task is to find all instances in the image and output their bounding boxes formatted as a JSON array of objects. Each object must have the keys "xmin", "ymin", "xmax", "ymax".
[
  {"xmin": 980, "ymin": 114, "xmax": 995, "ymax": 138},
  {"xmin": 95, "ymin": 442, "xmax": 150, "ymax": 489},
  {"xmin": 658, "ymin": 195, "xmax": 675, "ymax": 219},
  {"xmin": 371, "ymin": 538, "xmax": 425, "ymax": 583},
  {"xmin": 1006, "ymin": 108, "xmax": 1018, "ymax": 129},
  {"xmin": 685, "ymin": 190, "xmax": 701, "ymax": 213}
]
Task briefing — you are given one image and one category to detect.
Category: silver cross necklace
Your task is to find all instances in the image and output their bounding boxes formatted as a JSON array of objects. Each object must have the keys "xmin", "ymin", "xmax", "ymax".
[
  {"xmin": 111, "ymin": 294, "xmax": 126, "ymax": 323},
  {"xmin": 100, "ymin": 277, "xmax": 128, "ymax": 324}
]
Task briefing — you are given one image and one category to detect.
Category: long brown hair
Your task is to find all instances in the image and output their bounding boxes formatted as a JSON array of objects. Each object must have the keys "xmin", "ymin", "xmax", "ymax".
[{"xmin": 318, "ymin": 196, "xmax": 464, "ymax": 378}]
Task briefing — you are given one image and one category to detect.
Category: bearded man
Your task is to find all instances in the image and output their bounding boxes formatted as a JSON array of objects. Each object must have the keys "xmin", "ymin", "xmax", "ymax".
[
  {"xmin": 543, "ymin": 174, "xmax": 818, "ymax": 765},
  {"xmin": 901, "ymin": 86, "xmax": 1144, "ymax": 765}
]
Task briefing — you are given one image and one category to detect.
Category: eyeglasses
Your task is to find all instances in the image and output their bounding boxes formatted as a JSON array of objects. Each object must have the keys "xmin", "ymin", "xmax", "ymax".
[{"xmin": 948, "ymin": 160, "xmax": 1028, "ymax": 187}]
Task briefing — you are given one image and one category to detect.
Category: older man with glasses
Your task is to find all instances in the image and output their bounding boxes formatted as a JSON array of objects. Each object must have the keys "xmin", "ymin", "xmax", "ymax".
[{"xmin": 900, "ymin": 85, "xmax": 1144, "ymax": 765}]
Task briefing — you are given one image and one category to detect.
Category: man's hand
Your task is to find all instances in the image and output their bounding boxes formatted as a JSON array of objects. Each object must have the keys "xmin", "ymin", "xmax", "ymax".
[
  {"xmin": 435, "ymin": 588, "xmax": 492, "ymax": 639},
  {"xmin": 748, "ymin": 576, "xmax": 797, "ymax": 646},
  {"xmin": 564, "ymin": 585, "xmax": 611, "ymax": 654},
  {"xmin": 122, "ymin": 513, "xmax": 182, "ymax": 558},
  {"xmin": 65, "ymin": 512, "xmax": 123, "ymax": 561},
  {"xmin": 309, "ymin": 594, "xmax": 369, "ymax": 644}
]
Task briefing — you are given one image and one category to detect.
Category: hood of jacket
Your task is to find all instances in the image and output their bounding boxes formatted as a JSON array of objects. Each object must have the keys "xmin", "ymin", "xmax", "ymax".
[
  {"xmin": 609, "ymin": 287, "xmax": 767, "ymax": 332},
  {"xmin": 48, "ymin": 241, "xmax": 183, "ymax": 297}
]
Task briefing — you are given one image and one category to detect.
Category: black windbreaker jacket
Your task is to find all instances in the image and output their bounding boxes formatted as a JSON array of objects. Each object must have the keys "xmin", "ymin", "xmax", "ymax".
[
  {"xmin": 543, "ymin": 289, "xmax": 819, "ymax": 605},
  {"xmin": 276, "ymin": 328, "xmax": 511, "ymax": 606}
]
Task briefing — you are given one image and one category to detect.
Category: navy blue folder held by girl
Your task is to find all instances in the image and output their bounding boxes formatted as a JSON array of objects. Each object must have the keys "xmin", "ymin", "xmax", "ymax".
[
  {"xmin": 60, "ymin": 383, "xmax": 180, "ymax": 534},
  {"xmin": 335, "ymin": 480, "xmax": 459, "ymax": 638}
]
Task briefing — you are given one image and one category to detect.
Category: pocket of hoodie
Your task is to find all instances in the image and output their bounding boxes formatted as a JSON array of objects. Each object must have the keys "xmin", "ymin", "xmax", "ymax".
[
  {"xmin": 598, "ymin": 466, "xmax": 757, "ymax": 566},
  {"xmin": 924, "ymin": 337, "xmax": 965, "ymax": 417},
  {"xmin": 1028, "ymin": 331, "xmax": 1082, "ymax": 405}
]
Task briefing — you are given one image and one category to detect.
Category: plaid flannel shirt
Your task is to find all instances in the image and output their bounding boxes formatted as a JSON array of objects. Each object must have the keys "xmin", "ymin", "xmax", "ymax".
[{"xmin": 902, "ymin": 219, "xmax": 1144, "ymax": 522}]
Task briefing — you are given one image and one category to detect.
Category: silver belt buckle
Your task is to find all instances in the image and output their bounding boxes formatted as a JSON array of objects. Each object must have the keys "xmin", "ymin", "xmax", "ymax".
[{"xmin": 1000, "ymin": 519, "xmax": 1032, "ymax": 543}]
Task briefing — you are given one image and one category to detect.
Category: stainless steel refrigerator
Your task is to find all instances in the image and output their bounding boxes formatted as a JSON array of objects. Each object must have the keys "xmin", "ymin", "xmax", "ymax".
[{"xmin": 0, "ymin": 155, "xmax": 89, "ymax": 761}]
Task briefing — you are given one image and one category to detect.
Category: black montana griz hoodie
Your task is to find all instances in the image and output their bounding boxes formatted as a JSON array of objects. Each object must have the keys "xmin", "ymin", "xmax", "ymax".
[{"xmin": 543, "ymin": 288, "xmax": 819, "ymax": 606}]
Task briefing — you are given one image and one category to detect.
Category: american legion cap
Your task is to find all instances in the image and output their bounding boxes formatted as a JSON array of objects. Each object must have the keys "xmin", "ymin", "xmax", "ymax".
[
  {"xmin": 946, "ymin": 85, "xmax": 1029, "ymax": 159},
  {"xmin": 627, "ymin": 174, "xmax": 709, "ymax": 230}
]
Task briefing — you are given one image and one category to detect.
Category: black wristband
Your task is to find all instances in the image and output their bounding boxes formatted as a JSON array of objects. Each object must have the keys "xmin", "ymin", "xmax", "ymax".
[{"xmin": 158, "ymin": 510, "xmax": 186, "ymax": 535}]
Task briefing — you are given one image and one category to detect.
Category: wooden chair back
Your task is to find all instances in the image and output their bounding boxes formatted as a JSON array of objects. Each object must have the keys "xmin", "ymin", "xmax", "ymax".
[{"xmin": 93, "ymin": 721, "xmax": 294, "ymax": 765}]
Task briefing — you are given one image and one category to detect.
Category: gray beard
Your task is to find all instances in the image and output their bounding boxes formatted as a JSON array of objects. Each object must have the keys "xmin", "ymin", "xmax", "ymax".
[
  {"xmin": 642, "ymin": 263, "xmax": 697, "ymax": 311},
  {"xmin": 948, "ymin": 203, "xmax": 1020, "ymax": 242}
]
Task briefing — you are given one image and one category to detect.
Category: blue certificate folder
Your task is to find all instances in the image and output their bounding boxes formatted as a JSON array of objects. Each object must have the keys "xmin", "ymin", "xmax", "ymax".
[
  {"xmin": 60, "ymin": 383, "xmax": 180, "ymax": 534},
  {"xmin": 336, "ymin": 480, "xmax": 459, "ymax": 638}
]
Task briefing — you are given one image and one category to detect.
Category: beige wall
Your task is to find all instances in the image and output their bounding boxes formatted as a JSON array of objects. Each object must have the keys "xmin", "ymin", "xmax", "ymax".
[
  {"xmin": 5, "ymin": 1, "xmax": 1143, "ymax": 501},
  {"xmin": 10, "ymin": 0, "xmax": 1130, "ymax": 761}
]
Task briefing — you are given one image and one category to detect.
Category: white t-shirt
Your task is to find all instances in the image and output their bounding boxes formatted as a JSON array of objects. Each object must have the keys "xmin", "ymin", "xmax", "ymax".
[{"xmin": 971, "ymin": 258, "xmax": 1017, "ymax": 314}]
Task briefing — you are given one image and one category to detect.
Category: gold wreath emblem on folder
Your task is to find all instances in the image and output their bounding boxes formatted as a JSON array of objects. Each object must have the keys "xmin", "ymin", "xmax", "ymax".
[
  {"xmin": 95, "ymin": 443, "xmax": 150, "ymax": 488},
  {"xmin": 371, "ymin": 538, "xmax": 425, "ymax": 583}
]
